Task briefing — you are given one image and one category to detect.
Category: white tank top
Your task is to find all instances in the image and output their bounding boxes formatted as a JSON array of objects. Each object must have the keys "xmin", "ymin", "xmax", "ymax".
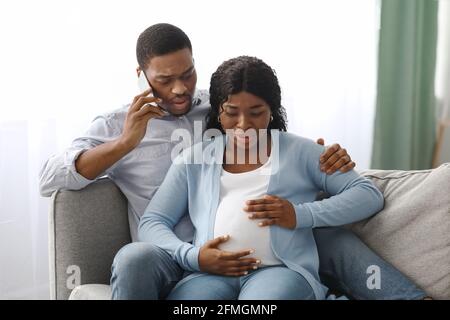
[{"xmin": 213, "ymin": 157, "xmax": 282, "ymax": 266}]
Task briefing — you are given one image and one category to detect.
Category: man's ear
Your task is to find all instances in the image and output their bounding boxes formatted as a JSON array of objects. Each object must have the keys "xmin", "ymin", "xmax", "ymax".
[{"xmin": 136, "ymin": 67, "xmax": 141, "ymax": 77}]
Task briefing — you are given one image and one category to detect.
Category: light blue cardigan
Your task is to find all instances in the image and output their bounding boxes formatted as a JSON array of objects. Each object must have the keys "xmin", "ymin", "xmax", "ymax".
[{"xmin": 138, "ymin": 131, "xmax": 384, "ymax": 299}]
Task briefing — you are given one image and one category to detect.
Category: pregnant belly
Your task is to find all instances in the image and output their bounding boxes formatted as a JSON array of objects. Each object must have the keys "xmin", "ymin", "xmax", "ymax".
[{"xmin": 213, "ymin": 196, "xmax": 281, "ymax": 266}]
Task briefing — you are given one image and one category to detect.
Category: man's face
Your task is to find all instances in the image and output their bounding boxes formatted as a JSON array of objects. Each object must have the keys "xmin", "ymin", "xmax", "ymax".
[{"xmin": 143, "ymin": 48, "xmax": 197, "ymax": 116}]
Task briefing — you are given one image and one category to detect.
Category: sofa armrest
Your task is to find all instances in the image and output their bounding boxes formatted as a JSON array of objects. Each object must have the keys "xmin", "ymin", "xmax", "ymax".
[{"xmin": 49, "ymin": 178, "xmax": 131, "ymax": 300}]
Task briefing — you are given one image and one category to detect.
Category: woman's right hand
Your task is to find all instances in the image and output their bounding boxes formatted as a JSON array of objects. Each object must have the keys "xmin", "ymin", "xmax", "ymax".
[{"xmin": 198, "ymin": 235, "xmax": 261, "ymax": 276}]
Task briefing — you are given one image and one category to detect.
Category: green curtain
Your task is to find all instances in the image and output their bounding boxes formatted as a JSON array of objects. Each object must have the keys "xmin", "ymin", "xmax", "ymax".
[{"xmin": 371, "ymin": 0, "xmax": 439, "ymax": 170}]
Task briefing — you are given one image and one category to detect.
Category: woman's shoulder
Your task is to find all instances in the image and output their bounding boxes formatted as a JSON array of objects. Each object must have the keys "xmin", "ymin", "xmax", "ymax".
[
  {"xmin": 278, "ymin": 131, "xmax": 324, "ymax": 156},
  {"xmin": 279, "ymin": 131, "xmax": 312, "ymax": 144},
  {"xmin": 175, "ymin": 134, "xmax": 224, "ymax": 165}
]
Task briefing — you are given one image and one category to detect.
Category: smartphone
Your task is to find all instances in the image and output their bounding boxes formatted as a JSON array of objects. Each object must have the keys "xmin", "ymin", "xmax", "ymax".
[
  {"xmin": 138, "ymin": 71, "xmax": 166, "ymax": 111},
  {"xmin": 138, "ymin": 70, "xmax": 152, "ymax": 93}
]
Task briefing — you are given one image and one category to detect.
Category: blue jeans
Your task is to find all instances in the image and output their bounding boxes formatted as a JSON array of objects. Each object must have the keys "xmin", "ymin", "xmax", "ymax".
[
  {"xmin": 110, "ymin": 227, "xmax": 426, "ymax": 300},
  {"xmin": 167, "ymin": 266, "xmax": 315, "ymax": 300}
]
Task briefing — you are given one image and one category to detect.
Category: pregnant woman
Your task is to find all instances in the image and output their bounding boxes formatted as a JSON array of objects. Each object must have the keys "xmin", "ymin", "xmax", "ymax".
[{"xmin": 138, "ymin": 56, "xmax": 385, "ymax": 299}]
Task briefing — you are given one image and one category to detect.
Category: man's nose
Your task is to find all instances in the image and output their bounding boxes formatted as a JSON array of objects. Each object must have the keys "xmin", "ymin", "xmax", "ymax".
[{"xmin": 172, "ymin": 80, "xmax": 187, "ymax": 95}]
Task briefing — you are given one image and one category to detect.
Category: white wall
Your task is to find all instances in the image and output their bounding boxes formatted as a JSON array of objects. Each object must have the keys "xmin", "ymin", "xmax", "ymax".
[{"xmin": 436, "ymin": 0, "xmax": 450, "ymax": 120}]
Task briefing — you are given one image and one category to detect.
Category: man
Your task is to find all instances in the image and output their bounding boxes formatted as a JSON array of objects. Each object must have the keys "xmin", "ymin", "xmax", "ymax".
[{"xmin": 39, "ymin": 23, "xmax": 426, "ymax": 300}]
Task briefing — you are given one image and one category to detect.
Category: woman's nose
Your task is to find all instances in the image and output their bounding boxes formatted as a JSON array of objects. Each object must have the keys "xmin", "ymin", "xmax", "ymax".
[{"xmin": 236, "ymin": 114, "xmax": 251, "ymax": 130}]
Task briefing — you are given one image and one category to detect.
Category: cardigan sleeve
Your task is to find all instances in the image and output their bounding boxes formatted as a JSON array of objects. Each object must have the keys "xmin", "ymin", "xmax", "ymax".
[
  {"xmin": 294, "ymin": 141, "xmax": 384, "ymax": 229},
  {"xmin": 138, "ymin": 155, "xmax": 200, "ymax": 272}
]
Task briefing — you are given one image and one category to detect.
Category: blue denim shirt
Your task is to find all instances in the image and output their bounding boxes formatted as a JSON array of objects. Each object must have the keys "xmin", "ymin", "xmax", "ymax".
[{"xmin": 39, "ymin": 90, "xmax": 210, "ymax": 241}]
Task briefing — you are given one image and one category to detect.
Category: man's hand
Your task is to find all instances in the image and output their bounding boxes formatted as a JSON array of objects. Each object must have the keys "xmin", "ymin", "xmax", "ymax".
[
  {"xmin": 317, "ymin": 138, "xmax": 356, "ymax": 174},
  {"xmin": 198, "ymin": 235, "xmax": 260, "ymax": 276},
  {"xmin": 119, "ymin": 88, "xmax": 166, "ymax": 150},
  {"xmin": 74, "ymin": 89, "xmax": 166, "ymax": 180},
  {"xmin": 244, "ymin": 195, "xmax": 296, "ymax": 229}
]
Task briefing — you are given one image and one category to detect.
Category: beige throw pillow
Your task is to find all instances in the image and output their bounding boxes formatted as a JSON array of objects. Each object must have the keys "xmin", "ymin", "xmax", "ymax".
[{"xmin": 348, "ymin": 163, "xmax": 450, "ymax": 299}]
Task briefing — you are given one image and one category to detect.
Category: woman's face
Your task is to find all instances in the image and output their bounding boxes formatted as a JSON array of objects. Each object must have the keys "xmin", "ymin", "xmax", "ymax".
[{"xmin": 219, "ymin": 91, "xmax": 272, "ymax": 149}]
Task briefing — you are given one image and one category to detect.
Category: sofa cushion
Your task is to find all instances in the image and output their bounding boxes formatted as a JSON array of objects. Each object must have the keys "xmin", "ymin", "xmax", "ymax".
[
  {"xmin": 348, "ymin": 163, "xmax": 450, "ymax": 299},
  {"xmin": 69, "ymin": 284, "xmax": 112, "ymax": 300}
]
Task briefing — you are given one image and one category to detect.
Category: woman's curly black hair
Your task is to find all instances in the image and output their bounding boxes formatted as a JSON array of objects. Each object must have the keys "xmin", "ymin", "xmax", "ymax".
[{"xmin": 206, "ymin": 56, "xmax": 287, "ymax": 132}]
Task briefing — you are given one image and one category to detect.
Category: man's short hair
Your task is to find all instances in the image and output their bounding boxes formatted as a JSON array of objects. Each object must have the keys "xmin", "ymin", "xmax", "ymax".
[{"xmin": 136, "ymin": 23, "xmax": 192, "ymax": 69}]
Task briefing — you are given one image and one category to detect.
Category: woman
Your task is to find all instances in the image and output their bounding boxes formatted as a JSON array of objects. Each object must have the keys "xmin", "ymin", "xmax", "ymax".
[{"xmin": 138, "ymin": 56, "xmax": 385, "ymax": 300}]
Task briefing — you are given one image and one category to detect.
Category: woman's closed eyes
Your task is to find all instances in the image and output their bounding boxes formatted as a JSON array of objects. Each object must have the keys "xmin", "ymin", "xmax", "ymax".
[{"xmin": 222, "ymin": 106, "xmax": 267, "ymax": 118}]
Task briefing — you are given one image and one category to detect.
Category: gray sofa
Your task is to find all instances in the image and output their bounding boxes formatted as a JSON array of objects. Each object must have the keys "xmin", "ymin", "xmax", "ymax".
[
  {"xmin": 49, "ymin": 178, "xmax": 130, "ymax": 300},
  {"xmin": 49, "ymin": 164, "xmax": 450, "ymax": 300}
]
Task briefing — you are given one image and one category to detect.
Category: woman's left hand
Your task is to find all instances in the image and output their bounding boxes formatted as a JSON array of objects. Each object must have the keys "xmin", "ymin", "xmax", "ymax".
[{"xmin": 244, "ymin": 195, "xmax": 296, "ymax": 229}]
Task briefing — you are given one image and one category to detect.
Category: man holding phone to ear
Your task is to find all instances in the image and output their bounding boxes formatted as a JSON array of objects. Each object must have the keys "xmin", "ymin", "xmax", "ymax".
[{"xmin": 39, "ymin": 23, "xmax": 427, "ymax": 300}]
